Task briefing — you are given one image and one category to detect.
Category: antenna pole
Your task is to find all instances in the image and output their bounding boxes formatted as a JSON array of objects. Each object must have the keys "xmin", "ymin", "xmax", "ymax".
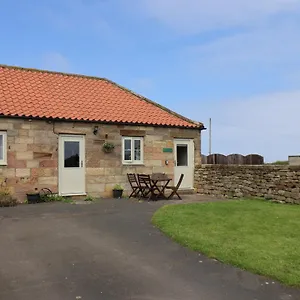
[{"xmin": 209, "ymin": 118, "xmax": 212, "ymax": 155}]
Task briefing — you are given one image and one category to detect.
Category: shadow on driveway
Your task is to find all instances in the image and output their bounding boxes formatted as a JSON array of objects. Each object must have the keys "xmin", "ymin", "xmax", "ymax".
[{"xmin": 0, "ymin": 199, "xmax": 299, "ymax": 300}]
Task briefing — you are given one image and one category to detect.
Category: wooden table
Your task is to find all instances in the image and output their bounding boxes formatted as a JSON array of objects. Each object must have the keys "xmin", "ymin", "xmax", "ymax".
[{"xmin": 150, "ymin": 173, "xmax": 172, "ymax": 200}]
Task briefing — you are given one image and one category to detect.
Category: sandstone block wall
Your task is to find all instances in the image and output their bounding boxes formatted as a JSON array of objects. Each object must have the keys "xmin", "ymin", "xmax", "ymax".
[
  {"xmin": 0, "ymin": 118, "xmax": 200, "ymax": 201},
  {"xmin": 195, "ymin": 165, "xmax": 300, "ymax": 204}
]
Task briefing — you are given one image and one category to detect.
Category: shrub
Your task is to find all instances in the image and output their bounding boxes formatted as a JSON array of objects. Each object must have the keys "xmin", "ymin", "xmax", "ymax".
[
  {"xmin": 269, "ymin": 160, "xmax": 289, "ymax": 165},
  {"xmin": 41, "ymin": 194, "xmax": 66, "ymax": 202},
  {"xmin": 85, "ymin": 195, "xmax": 95, "ymax": 201},
  {"xmin": 41, "ymin": 194, "xmax": 74, "ymax": 203},
  {"xmin": 113, "ymin": 184, "xmax": 124, "ymax": 191},
  {"xmin": 0, "ymin": 187, "xmax": 18, "ymax": 207},
  {"xmin": 102, "ymin": 142, "xmax": 115, "ymax": 153}
]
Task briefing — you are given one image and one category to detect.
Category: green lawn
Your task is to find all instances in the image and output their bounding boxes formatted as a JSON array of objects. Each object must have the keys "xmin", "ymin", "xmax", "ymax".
[{"xmin": 152, "ymin": 200, "xmax": 300, "ymax": 286}]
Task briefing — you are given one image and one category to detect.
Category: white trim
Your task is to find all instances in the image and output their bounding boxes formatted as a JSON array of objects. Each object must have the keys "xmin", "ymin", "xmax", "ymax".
[
  {"xmin": 60, "ymin": 193, "xmax": 87, "ymax": 196},
  {"xmin": 174, "ymin": 138, "xmax": 194, "ymax": 189},
  {"xmin": 58, "ymin": 134, "xmax": 86, "ymax": 196},
  {"xmin": 122, "ymin": 136, "xmax": 144, "ymax": 165},
  {"xmin": 0, "ymin": 131, "xmax": 7, "ymax": 165}
]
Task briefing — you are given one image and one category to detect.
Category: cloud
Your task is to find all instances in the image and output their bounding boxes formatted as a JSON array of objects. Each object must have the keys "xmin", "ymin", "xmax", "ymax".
[
  {"xmin": 134, "ymin": 0, "xmax": 300, "ymax": 34},
  {"xmin": 41, "ymin": 52, "xmax": 70, "ymax": 72},
  {"xmin": 186, "ymin": 22, "xmax": 300, "ymax": 66},
  {"xmin": 179, "ymin": 20, "xmax": 300, "ymax": 94},
  {"xmin": 176, "ymin": 90, "xmax": 300, "ymax": 162}
]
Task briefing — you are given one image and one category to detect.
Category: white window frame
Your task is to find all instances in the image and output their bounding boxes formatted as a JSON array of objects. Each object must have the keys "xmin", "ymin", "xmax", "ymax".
[
  {"xmin": 122, "ymin": 137, "xmax": 144, "ymax": 165},
  {"xmin": 0, "ymin": 131, "xmax": 7, "ymax": 165}
]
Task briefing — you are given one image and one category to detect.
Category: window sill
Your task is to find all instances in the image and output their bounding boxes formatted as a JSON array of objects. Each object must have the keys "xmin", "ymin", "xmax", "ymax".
[
  {"xmin": 0, "ymin": 163, "xmax": 7, "ymax": 166},
  {"xmin": 122, "ymin": 163, "xmax": 145, "ymax": 166}
]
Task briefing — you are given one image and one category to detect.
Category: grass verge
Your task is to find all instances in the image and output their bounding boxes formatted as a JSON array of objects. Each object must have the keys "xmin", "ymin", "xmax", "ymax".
[{"xmin": 152, "ymin": 199, "xmax": 300, "ymax": 286}]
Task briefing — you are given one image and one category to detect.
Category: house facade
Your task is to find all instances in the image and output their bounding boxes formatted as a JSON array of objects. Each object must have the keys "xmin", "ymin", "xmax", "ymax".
[{"xmin": 0, "ymin": 65, "xmax": 204, "ymax": 201}]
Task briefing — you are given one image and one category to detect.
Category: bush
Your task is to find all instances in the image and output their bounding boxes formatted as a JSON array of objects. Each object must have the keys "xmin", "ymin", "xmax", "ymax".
[
  {"xmin": 41, "ymin": 194, "xmax": 74, "ymax": 203},
  {"xmin": 269, "ymin": 160, "xmax": 289, "ymax": 165},
  {"xmin": 41, "ymin": 194, "xmax": 66, "ymax": 202},
  {"xmin": 85, "ymin": 195, "xmax": 95, "ymax": 202},
  {"xmin": 0, "ymin": 187, "xmax": 18, "ymax": 207},
  {"xmin": 113, "ymin": 184, "xmax": 124, "ymax": 191}
]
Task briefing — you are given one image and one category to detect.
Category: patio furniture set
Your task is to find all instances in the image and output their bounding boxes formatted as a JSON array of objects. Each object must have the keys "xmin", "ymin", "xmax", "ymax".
[{"xmin": 127, "ymin": 173, "xmax": 184, "ymax": 201}]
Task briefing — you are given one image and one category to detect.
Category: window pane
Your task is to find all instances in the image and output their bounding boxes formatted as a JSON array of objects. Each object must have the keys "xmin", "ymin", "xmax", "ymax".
[
  {"xmin": 124, "ymin": 139, "xmax": 132, "ymax": 161},
  {"xmin": 177, "ymin": 144, "xmax": 188, "ymax": 166},
  {"xmin": 0, "ymin": 135, "xmax": 3, "ymax": 160},
  {"xmin": 64, "ymin": 141, "xmax": 80, "ymax": 168},
  {"xmin": 134, "ymin": 139, "xmax": 141, "ymax": 161}
]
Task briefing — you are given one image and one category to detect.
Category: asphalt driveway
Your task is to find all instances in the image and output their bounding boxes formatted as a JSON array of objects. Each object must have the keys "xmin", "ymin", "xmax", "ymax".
[{"xmin": 0, "ymin": 199, "xmax": 299, "ymax": 300}]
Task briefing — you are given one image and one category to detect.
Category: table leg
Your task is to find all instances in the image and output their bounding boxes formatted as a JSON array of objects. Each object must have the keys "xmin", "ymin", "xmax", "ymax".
[
  {"xmin": 160, "ymin": 180, "xmax": 171, "ymax": 200},
  {"xmin": 150, "ymin": 181, "xmax": 162, "ymax": 201}
]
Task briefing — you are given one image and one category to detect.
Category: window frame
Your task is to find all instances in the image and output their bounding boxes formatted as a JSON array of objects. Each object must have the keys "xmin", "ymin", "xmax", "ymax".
[
  {"xmin": 0, "ymin": 131, "xmax": 7, "ymax": 165},
  {"xmin": 122, "ymin": 136, "xmax": 144, "ymax": 165}
]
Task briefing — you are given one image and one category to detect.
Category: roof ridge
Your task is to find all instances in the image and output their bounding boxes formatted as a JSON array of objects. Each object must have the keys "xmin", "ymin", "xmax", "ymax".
[
  {"xmin": 103, "ymin": 79, "xmax": 203, "ymax": 128},
  {"xmin": 0, "ymin": 63, "xmax": 109, "ymax": 81},
  {"xmin": 0, "ymin": 64, "xmax": 203, "ymax": 128}
]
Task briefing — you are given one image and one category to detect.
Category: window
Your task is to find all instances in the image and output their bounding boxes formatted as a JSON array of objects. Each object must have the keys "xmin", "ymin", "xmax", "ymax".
[
  {"xmin": 64, "ymin": 141, "xmax": 80, "ymax": 168},
  {"xmin": 122, "ymin": 137, "xmax": 143, "ymax": 165},
  {"xmin": 176, "ymin": 144, "xmax": 188, "ymax": 166},
  {"xmin": 0, "ymin": 131, "xmax": 7, "ymax": 165}
]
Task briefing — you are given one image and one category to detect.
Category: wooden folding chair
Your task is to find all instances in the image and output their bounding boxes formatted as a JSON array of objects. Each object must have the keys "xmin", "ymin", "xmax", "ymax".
[
  {"xmin": 166, "ymin": 174, "xmax": 184, "ymax": 200},
  {"xmin": 127, "ymin": 173, "xmax": 140, "ymax": 198},
  {"xmin": 137, "ymin": 174, "xmax": 159, "ymax": 200}
]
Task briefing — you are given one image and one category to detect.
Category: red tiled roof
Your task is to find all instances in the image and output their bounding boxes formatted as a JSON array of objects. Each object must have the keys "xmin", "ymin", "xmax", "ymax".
[{"xmin": 0, "ymin": 65, "xmax": 202, "ymax": 128}]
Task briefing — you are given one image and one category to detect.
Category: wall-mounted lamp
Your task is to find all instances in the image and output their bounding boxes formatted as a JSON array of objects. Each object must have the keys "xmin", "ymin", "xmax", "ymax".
[{"xmin": 93, "ymin": 126, "xmax": 99, "ymax": 135}]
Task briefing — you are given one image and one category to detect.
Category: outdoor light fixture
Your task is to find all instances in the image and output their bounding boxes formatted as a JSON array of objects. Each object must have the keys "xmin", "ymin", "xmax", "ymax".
[{"xmin": 93, "ymin": 126, "xmax": 99, "ymax": 135}]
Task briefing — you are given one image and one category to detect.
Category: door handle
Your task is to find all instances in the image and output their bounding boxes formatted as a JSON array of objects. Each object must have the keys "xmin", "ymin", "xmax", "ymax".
[{"xmin": 81, "ymin": 161, "xmax": 83, "ymax": 167}]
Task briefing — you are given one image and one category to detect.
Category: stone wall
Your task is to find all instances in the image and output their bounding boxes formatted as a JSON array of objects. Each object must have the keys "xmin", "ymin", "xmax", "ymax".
[
  {"xmin": 195, "ymin": 165, "xmax": 300, "ymax": 204},
  {"xmin": 0, "ymin": 118, "xmax": 200, "ymax": 201}
]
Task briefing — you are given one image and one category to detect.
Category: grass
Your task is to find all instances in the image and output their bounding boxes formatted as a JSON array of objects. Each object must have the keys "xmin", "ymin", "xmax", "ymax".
[
  {"xmin": 268, "ymin": 160, "xmax": 289, "ymax": 165},
  {"xmin": 152, "ymin": 199, "xmax": 300, "ymax": 286},
  {"xmin": 84, "ymin": 195, "xmax": 95, "ymax": 202},
  {"xmin": 40, "ymin": 194, "xmax": 74, "ymax": 204}
]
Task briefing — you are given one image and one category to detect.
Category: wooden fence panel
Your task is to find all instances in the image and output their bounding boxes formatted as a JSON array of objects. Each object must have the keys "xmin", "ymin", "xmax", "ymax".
[
  {"xmin": 227, "ymin": 154, "xmax": 245, "ymax": 165},
  {"xmin": 207, "ymin": 154, "xmax": 228, "ymax": 165},
  {"xmin": 202, "ymin": 153, "xmax": 264, "ymax": 165},
  {"xmin": 245, "ymin": 154, "xmax": 264, "ymax": 165}
]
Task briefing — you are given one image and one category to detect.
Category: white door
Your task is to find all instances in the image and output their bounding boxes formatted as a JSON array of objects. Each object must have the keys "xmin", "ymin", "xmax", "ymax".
[
  {"xmin": 59, "ymin": 135, "xmax": 86, "ymax": 196},
  {"xmin": 174, "ymin": 139, "xmax": 194, "ymax": 189}
]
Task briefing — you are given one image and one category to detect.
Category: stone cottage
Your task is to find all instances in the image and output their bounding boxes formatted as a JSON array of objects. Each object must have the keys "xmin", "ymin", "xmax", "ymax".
[{"xmin": 0, "ymin": 65, "xmax": 205, "ymax": 201}]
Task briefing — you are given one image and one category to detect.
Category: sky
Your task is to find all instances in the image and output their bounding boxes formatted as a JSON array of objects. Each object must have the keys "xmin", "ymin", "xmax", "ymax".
[{"xmin": 1, "ymin": 0, "xmax": 300, "ymax": 162}]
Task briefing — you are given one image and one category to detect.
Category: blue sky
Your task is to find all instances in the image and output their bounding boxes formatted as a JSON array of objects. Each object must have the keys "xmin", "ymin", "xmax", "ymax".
[{"xmin": 1, "ymin": 0, "xmax": 300, "ymax": 162}]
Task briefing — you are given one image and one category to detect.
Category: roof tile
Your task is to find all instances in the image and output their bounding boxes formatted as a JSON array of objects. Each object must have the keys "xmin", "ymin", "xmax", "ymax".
[{"xmin": 0, "ymin": 65, "xmax": 202, "ymax": 128}]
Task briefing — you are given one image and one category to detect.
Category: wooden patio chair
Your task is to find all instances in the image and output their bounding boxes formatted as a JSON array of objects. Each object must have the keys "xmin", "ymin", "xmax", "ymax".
[
  {"xmin": 127, "ymin": 173, "xmax": 141, "ymax": 198},
  {"xmin": 166, "ymin": 174, "xmax": 184, "ymax": 200},
  {"xmin": 137, "ymin": 174, "xmax": 158, "ymax": 200}
]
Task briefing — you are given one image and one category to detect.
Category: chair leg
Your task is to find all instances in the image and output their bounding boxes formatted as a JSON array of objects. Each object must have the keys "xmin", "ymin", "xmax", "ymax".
[
  {"xmin": 129, "ymin": 187, "xmax": 139, "ymax": 198},
  {"xmin": 175, "ymin": 191, "xmax": 182, "ymax": 200},
  {"xmin": 167, "ymin": 189, "xmax": 182, "ymax": 200},
  {"xmin": 167, "ymin": 190, "xmax": 175, "ymax": 200},
  {"xmin": 139, "ymin": 188, "xmax": 150, "ymax": 199},
  {"xmin": 138, "ymin": 188, "xmax": 145, "ymax": 199}
]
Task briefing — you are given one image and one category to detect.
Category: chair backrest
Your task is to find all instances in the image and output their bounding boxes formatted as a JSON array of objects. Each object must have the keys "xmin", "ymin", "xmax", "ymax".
[
  {"xmin": 175, "ymin": 174, "xmax": 184, "ymax": 189},
  {"xmin": 127, "ymin": 173, "xmax": 138, "ymax": 187},
  {"xmin": 137, "ymin": 174, "xmax": 152, "ymax": 188}
]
